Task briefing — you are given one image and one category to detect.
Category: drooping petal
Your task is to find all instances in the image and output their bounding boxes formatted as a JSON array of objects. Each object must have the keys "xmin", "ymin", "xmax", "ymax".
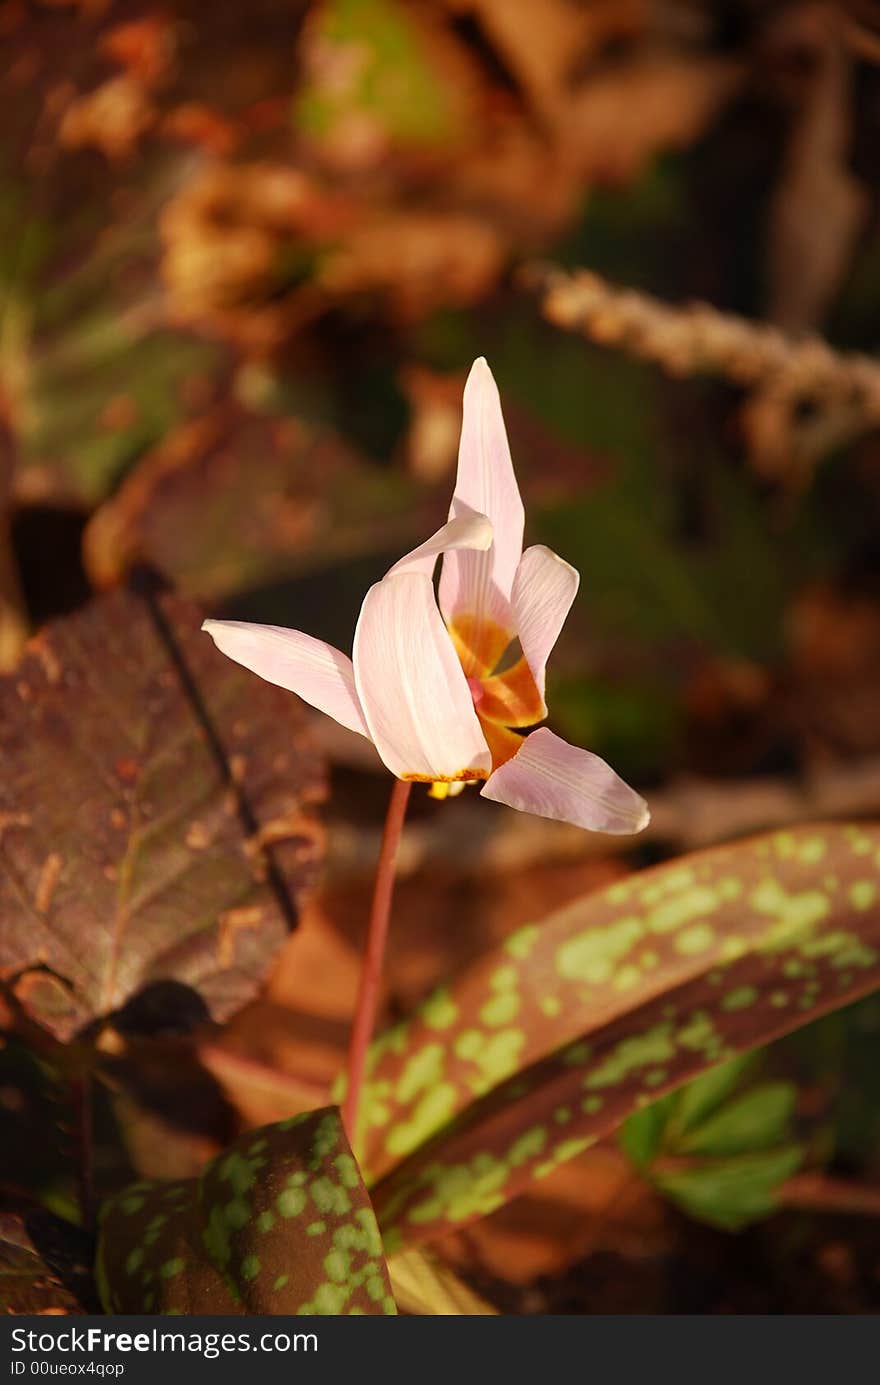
[
  {"xmin": 353, "ymin": 572, "xmax": 491, "ymax": 781},
  {"xmin": 439, "ymin": 358, "xmax": 524, "ymax": 648},
  {"xmin": 202, "ymin": 620, "xmax": 370, "ymax": 738},
  {"xmin": 481, "ymin": 727, "xmax": 649, "ymax": 834},
  {"xmin": 511, "ymin": 545, "xmax": 579, "ymax": 698},
  {"xmin": 385, "ymin": 504, "xmax": 492, "ymax": 579}
]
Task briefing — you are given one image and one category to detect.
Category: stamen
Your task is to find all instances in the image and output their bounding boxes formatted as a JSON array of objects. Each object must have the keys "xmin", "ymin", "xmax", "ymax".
[{"xmin": 428, "ymin": 779, "xmax": 469, "ymax": 800}]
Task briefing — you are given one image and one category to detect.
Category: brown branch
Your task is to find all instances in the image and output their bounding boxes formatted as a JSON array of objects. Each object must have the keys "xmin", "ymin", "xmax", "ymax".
[
  {"xmin": 519, "ymin": 262, "xmax": 880, "ymax": 429},
  {"xmin": 324, "ymin": 756, "xmax": 880, "ymax": 880},
  {"xmin": 779, "ymin": 1172, "xmax": 880, "ymax": 1219}
]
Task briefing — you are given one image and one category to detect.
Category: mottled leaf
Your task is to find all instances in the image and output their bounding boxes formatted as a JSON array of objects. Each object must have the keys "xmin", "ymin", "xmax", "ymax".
[
  {"xmin": 0, "ymin": 586, "xmax": 324, "ymax": 1040},
  {"xmin": 97, "ymin": 1108, "xmax": 396, "ymax": 1315},
  {"xmin": 360, "ymin": 824, "xmax": 880, "ymax": 1245},
  {"xmin": 0, "ymin": 1211, "xmax": 96, "ymax": 1315}
]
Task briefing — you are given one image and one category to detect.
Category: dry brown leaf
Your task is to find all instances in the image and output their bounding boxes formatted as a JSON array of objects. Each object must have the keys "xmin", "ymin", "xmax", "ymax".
[
  {"xmin": 766, "ymin": 9, "xmax": 867, "ymax": 334},
  {"xmin": 566, "ymin": 56, "xmax": 741, "ymax": 183},
  {"xmin": 0, "ymin": 587, "xmax": 325, "ymax": 1040},
  {"xmin": 317, "ymin": 211, "xmax": 504, "ymax": 319}
]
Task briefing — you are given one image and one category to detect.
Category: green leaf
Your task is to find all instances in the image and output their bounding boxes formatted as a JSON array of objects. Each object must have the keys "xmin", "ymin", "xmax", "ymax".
[
  {"xmin": 0, "ymin": 586, "xmax": 324, "ymax": 1040},
  {"xmin": 654, "ymin": 1146, "xmax": 803, "ymax": 1232},
  {"xmin": 96, "ymin": 1108, "xmax": 396, "ymax": 1315},
  {"xmin": 677, "ymin": 1082, "xmax": 796, "ymax": 1158},
  {"xmin": 670, "ymin": 1053, "xmax": 757, "ymax": 1135},
  {"xmin": 618, "ymin": 1061, "xmax": 801, "ymax": 1230},
  {"xmin": 358, "ymin": 824, "xmax": 880, "ymax": 1246},
  {"xmin": 617, "ymin": 1093, "xmax": 675, "ymax": 1170},
  {"xmin": 297, "ymin": 0, "xmax": 459, "ymax": 151}
]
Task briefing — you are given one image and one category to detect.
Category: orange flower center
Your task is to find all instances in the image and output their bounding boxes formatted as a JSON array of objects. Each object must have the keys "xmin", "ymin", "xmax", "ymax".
[{"xmin": 448, "ymin": 613, "xmax": 546, "ymax": 772}]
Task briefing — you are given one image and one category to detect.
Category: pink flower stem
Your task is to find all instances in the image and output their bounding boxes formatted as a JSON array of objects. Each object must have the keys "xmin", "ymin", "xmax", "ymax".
[{"xmin": 342, "ymin": 776, "xmax": 412, "ymax": 1144}]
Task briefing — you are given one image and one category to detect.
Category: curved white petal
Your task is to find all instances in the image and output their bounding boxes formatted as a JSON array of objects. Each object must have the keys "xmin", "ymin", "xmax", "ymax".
[
  {"xmin": 439, "ymin": 358, "xmax": 524, "ymax": 633},
  {"xmin": 202, "ymin": 619, "xmax": 370, "ymax": 738},
  {"xmin": 512, "ymin": 545, "xmax": 580, "ymax": 699},
  {"xmin": 385, "ymin": 505, "xmax": 492, "ymax": 578},
  {"xmin": 481, "ymin": 727, "xmax": 649, "ymax": 834},
  {"xmin": 353, "ymin": 573, "xmax": 491, "ymax": 781}
]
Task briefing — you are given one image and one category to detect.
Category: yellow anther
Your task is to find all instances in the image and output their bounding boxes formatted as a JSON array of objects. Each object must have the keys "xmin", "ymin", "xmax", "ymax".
[{"xmin": 428, "ymin": 779, "xmax": 468, "ymax": 800}]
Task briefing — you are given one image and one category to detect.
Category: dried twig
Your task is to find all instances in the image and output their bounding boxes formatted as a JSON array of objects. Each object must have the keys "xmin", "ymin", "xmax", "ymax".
[
  {"xmin": 324, "ymin": 754, "xmax": 880, "ymax": 880},
  {"xmin": 779, "ymin": 1172, "xmax": 880, "ymax": 1219},
  {"xmin": 520, "ymin": 263, "xmax": 880, "ymax": 432}
]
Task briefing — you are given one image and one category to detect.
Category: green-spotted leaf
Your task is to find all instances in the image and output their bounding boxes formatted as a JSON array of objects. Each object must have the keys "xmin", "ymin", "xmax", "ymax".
[
  {"xmin": 0, "ymin": 1212, "xmax": 96, "ymax": 1314},
  {"xmin": 0, "ymin": 586, "xmax": 324, "ymax": 1041},
  {"xmin": 96, "ymin": 1108, "xmax": 396, "ymax": 1315},
  {"xmin": 360, "ymin": 824, "xmax": 880, "ymax": 1246}
]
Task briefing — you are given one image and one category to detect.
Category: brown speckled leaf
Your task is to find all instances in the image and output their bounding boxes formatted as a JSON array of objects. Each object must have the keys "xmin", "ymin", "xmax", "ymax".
[
  {"xmin": 83, "ymin": 404, "xmax": 436, "ymax": 602},
  {"xmin": 0, "ymin": 1211, "xmax": 96, "ymax": 1315},
  {"xmin": 97, "ymin": 1108, "xmax": 396, "ymax": 1315},
  {"xmin": 0, "ymin": 586, "xmax": 324, "ymax": 1041},
  {"xmin": 362, "ymin": 824, "xmax": 880, "ymax": 1245}
]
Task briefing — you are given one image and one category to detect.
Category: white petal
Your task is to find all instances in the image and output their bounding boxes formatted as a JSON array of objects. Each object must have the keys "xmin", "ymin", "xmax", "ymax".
[
  {"xmin": 439, "ymin": 358, "xmax": 524, "ymax": 632},
  {"xmin": 352, "ymin": 572, "xmax": 491, "ymax": 781},
  {"xmin": 202, "ymin": 619, "xmax": 370, "ymax": 738},
  {"xmin": 385, "ymin": 505, "xmax": 492, "ymax": 578},
  {"xmin": 512, "ymin": 545, "xmax": 580, "ymax": 699},
  {"xmin": 481, "ymin": 727, "xmax": 649, "ymax": 834}
]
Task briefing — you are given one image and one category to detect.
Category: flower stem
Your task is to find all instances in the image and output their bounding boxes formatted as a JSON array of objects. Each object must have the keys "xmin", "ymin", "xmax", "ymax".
[{"xmin": 342, "ymin": 776, "xmax": 412, "ymax": 1145}]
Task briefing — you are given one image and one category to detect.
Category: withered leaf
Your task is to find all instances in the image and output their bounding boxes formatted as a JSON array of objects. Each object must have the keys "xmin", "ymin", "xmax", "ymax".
[
  {"xmin": 0, "ymin": 1211, "xmax": 96, "ymax": 1315},
  {"xmin": 0, "ymin": 586, "xmax": 324, "ymax": 1041},
  {"xmin": 83, "ymin": 404, "xmax": 437, "ymax": 602}
]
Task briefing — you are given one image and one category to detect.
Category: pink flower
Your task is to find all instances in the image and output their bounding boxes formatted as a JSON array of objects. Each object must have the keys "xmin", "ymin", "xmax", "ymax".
[{"xmin": 203, "ymin": 359, "xmax": 649, "ymax": 834}]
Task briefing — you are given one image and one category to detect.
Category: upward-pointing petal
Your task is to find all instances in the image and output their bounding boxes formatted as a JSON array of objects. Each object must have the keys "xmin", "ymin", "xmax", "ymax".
[
  {"xmin": 385, "ymin": 504, "xmax": 492, "ymax": 579},
  {"xmin": 481, "ymin": 727, "xmax": 649, "ymax": 834},
  {"xmin": 353, "ymin": 572, "xmax": 491, "ymax": 782},
  {"xmin": 511, "ymin": 545, "xmax": 580, "ymax": 700},
  {"xmin": 439, "ymin": 358, "xmax": 524, "ymax": 638},
  {"xmin": 202, "ymin": 620, "xmax": 370, "ymax": 738}
]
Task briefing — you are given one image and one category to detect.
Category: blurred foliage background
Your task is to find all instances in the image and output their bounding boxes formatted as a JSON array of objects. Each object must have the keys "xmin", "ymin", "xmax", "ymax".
[{"xmin": 3, "ymin": 0, "xmax": 880, "ymax": 1313}]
